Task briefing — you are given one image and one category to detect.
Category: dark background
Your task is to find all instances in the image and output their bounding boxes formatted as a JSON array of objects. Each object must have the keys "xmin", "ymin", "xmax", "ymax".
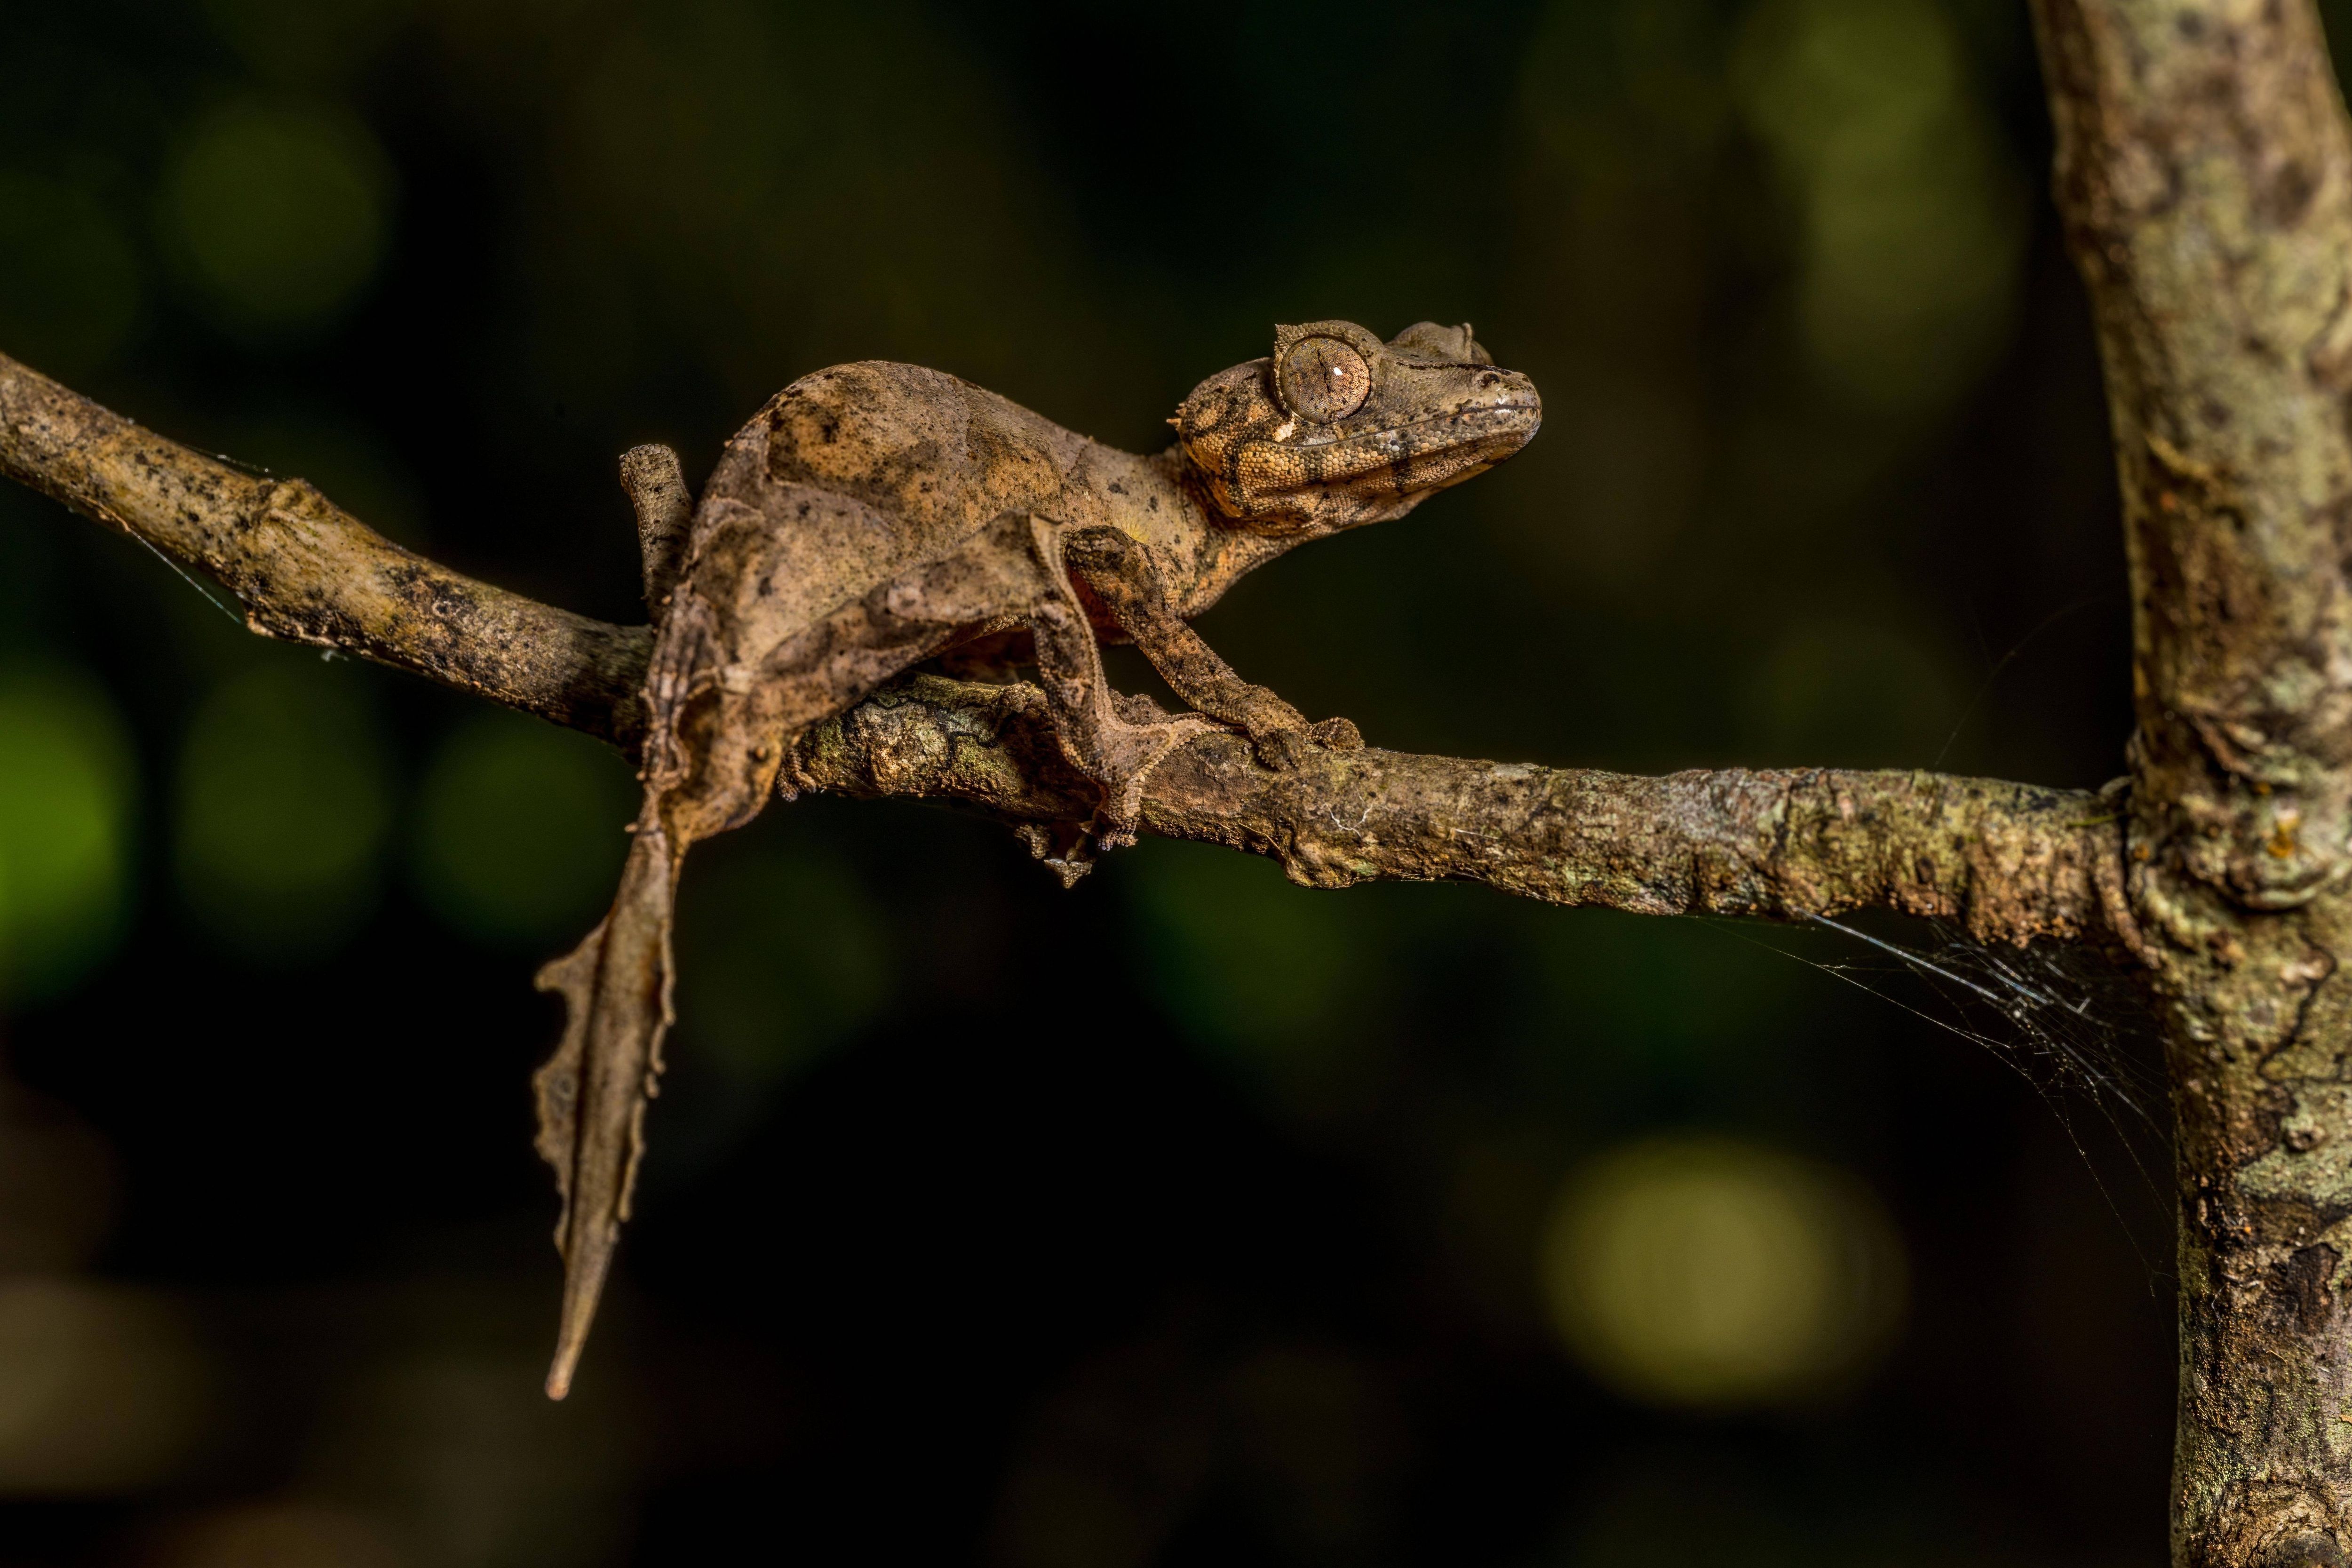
[{"xmin": 0, "ymin": 0, "xmax": 2295, "ymax": 1562}]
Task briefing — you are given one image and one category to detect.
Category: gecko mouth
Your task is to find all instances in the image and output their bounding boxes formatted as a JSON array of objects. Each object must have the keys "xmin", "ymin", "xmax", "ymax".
[
  {"xmin": 1263, "ymin": 406, "xmax": 1543, "ymax": 486},
  {"xmin": 1280, "ymin": 400, "xmax": 1542, "ymax": 451},
  {"xmin": 1223, "ymin": 406, "xmax": 1541, "ymax": 524}
]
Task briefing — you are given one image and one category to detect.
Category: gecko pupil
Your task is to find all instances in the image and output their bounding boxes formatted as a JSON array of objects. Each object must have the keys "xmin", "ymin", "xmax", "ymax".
[{"xmin": 1278, "ymin": 337, "xmax": 1371, "ymax": 422}]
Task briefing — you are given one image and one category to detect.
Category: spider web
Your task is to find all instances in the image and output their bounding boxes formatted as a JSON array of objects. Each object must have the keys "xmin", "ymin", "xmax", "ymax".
[{"xmin": 1713, "ymin": 909, "xmax": 2172, "ymax": 1278}]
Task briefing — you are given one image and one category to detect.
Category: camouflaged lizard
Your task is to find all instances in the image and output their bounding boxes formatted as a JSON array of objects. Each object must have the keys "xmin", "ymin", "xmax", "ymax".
[{"xmin": 533, "ymin": 320, "xmax": 1542, "ymax": 1397}]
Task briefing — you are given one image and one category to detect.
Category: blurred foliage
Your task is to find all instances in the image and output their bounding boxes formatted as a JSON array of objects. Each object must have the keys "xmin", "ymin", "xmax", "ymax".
[
  {"xmin": 151, "ymin": 1502, "xmax": 406, "ymax": 1568},
  {"xmin": 1740, "ymin": 617, "xmax": 1969, "ymax": 764},
  {"xmin": 0, "ymin": 172, "xmax": 143, "ymax": 378},
  {"xmin": 158, "ymin": 98, "xmax": 395, "ymax": 338},
  {"xmin": 1127, "ymin": 844, "xmax": 1377, "ymax": 1103},
  {"xmin": 1735, "ymin": 0, "xmax": 2027, "ymax": 411},
  {"xmin": 174, "ymin": 656, "xmax": 392, "ymax": 961},
  {"xmin": 202, "ymin": 0, "xmax": 412, "ymax": 85},
  {"xmin": 409, "ymin": 710, "xmax": 635, "ymax": 947},
  {"xmin": 0, "ymin": 1278, "xmax": 212, "ymax": 1496},
  {"xmin": 0, "ymin": 1085, "xmax": 117, "ymax": 1278},
  {"xmin": 218, "ymin": 406, "xmax": 431, "ymax": 546},
  {"xmin": 0, "ymin": 663, "xmax": 136, "ymax": 1004}
]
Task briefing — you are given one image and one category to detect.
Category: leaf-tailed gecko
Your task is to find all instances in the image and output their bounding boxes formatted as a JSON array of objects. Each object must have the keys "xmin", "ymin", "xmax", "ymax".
[{"xmin": 533, "ymin": 319, "xmax": 1542, "ymax": 1396}]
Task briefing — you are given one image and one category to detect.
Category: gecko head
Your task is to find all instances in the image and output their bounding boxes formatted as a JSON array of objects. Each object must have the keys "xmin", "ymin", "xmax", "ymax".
[{"xmin": 1173, "ymin": 320, "xmax": 1541, "ymax": 533}]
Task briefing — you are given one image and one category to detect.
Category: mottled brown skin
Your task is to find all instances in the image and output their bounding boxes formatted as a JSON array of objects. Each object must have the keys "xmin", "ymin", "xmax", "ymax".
[{"xmin": 531, "ymin": 322, "xmax": 1541, "ymax": 1397}]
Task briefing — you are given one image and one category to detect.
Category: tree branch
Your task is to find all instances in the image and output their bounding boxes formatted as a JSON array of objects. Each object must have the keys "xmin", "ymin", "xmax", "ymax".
[
  {"xmin": 0, "ymin": 351, "xmax": 652, "ymax": 747},
  {"xmin": 0, "ymin": 346, "xmax": 2123, "ymax": 947},
  {"xmin": 792, "ymin": 674, "xmax": 2123, "ymax": 942}
]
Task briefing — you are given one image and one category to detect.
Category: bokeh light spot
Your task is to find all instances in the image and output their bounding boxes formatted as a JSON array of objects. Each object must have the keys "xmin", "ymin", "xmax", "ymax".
[
  {"xmin": 175, "ymin": 660, "xmax": 393, "ymax": 962},
  {"xmin": 0, "ymin": 663, "xmax": 136, "ymax": 1005},
  {"xmin": 160, "ymin": 98, "xmax": 393, "ymax": 335},
  {"xmin": 1736, "ymin": 0, "xmax": 2025, "ymax": 410},
  {"xmin": 409, "ymin": 709, "xmax": 636, "ymax": 947},
  {"xmin": 0, "ymin": 1280, "xmax": 212, "ymax": 1496},
  {"xmin": 1542, "ymin": 1135, "xmax": 1905, "ymax": 1409}
]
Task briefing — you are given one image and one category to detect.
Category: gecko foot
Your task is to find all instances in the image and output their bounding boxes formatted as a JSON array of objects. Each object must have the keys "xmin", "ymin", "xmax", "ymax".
[
  {"xmin": 1310, "ymin": 716, "xmax": 1363, "ymax": 750},
  {"xmin": 1016, "ymin": 820, "xmax": 1097, "ymax": 887},
  {"xmin": 1092, "ymin": 711, "xmax": 1217, "ymax": 846}
]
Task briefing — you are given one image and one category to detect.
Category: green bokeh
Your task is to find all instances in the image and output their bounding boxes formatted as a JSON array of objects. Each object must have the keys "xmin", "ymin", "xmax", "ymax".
[
  {"xmin": 672, "ymin": 836, "xmax": 890, "ymax": 1089},
  {"xmin": 175, "ymin": 660, "xmax": 392, "ymax": 962},
  {"xmin": 159, "ymin": 98, "xmax": 393, "ymax": 336},
  {"xmin": 0, "ymin": 664, "xmax": 136, "ymax": 1005},
  {"xmin": 409, "ymin": 711, "xmax": 637, "ymax": 947},
  {"xmin": 1735, "ymin": 0, "xmax": 2026, "ymax": 410},
  {"xmin": 1125, "ymin": 842, "xmax": 1371, "ymax": 1094}
]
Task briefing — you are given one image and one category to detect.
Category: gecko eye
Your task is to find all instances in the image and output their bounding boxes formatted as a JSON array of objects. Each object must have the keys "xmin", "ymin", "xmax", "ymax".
[{"xmin": 1277, "ymin": 336, "xmax": 1371, "ymax": 422}]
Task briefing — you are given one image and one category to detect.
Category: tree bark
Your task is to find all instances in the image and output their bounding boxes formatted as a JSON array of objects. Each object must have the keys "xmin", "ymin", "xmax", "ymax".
[
  {"xmin": 2033, "ymin": 1, "xmax": 2352, "ymax": 1560},
  {"xmin": 792, "ymin": 672, "xmax": 2125, "ymax": 939}
]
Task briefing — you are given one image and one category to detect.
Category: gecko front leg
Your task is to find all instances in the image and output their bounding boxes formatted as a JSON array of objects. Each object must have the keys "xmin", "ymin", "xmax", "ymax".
[
  {"xmin": 1060, "ymin": 525, "xmax": 1363, "ymax": 767},
  {"xmin": 1019, "ymin": 515, "xmax": 1216, "ymax": 848}
]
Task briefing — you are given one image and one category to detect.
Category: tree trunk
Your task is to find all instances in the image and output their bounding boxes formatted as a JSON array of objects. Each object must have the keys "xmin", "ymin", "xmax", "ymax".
[{"xmin": 2034, "ymin": 1, "xmax": 2352, "ymax": 1560}]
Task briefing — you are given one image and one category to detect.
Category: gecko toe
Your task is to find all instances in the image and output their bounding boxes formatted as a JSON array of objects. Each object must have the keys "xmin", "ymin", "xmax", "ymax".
[
  {"xmin": 1309, "ymin": 716, "xmax": 1363, "ymax": 751},
  {"xmin": 1252, "ymin": 727, "xmax": 1316, "ymax": 771}
]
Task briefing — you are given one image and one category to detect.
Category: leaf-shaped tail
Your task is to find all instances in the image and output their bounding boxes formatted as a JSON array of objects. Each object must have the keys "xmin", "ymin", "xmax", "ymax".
[{"xmin": 532, "ymin": 819, "xmax": 679, "ymax": 1400}]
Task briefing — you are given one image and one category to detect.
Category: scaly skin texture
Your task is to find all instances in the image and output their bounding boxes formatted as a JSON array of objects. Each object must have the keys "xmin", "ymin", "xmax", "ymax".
[
  {"xmin": 2033, "ymin": 1, "xmax": 2352, "ymax": 1560},
  {"xmin": 529, "ymin": 323, "xmax": 1542, "ymax": 1398}
]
